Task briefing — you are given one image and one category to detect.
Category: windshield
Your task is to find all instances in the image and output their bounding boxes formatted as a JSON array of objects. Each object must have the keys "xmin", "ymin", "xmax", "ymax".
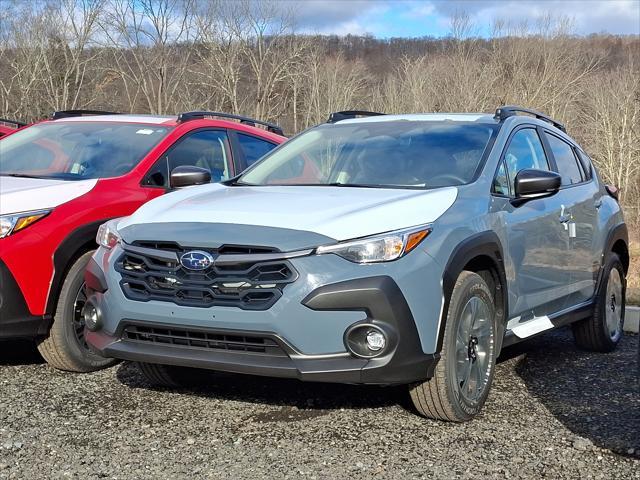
[
  {"xmin": 0, "ymin": 122, "xmax": 170, "ymax": 180},
  {"xmin": 239, "ymin": 121, "xmax": 498, "ymax": 189}
]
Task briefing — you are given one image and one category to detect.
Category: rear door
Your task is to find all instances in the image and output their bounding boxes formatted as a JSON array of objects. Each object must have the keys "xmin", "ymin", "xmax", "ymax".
[
  {"xmin": 493, "ymin": 126, "xmax": 571, "ymax": 318},
  {"xmin": 542, "ymin": 130, "xmax": 600, "ymax": 306}
]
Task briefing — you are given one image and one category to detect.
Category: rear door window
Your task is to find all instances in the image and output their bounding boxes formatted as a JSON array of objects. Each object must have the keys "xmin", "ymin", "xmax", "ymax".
[
  {"xmin": 545, "ymin": 134, "xmax": 584, "ymax": 186},
  {"xmin": 237, "ymin": 133, "xmax": 278, "ymax": 167}
]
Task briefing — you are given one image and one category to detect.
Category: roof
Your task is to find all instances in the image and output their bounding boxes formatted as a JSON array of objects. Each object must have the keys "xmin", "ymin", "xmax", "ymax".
[
  {"xmin": 336, "ymin": 113, "xmax": 498, "ymax": 125},
  {"xmin": 46, "ymin": 113, "xmax": 286, "ymax": 141}
]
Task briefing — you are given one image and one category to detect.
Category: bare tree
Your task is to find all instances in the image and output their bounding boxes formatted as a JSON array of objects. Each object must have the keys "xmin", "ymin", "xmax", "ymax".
[{"xmin": 99, "ymin": 0, "xmax": 196, "ymax": 114}]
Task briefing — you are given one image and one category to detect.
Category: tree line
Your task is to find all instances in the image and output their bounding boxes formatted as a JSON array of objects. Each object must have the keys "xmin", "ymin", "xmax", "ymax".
[{"xmin": 1, "ymin": 0, "xmax": 638, "ymax": 229}]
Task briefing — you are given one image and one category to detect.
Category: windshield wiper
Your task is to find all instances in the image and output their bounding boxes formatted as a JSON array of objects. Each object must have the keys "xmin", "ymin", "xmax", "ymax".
[
  {"xmin": 0, "ymin": 173, "xmax": 45, "ymax": 179},
  {"xmin": 323, "ymin": 182, "xmax": 381, "ymax": 188}
]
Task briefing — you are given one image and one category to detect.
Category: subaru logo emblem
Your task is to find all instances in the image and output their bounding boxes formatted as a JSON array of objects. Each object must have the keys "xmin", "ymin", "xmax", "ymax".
[{"xmin": 180, "ymin": 250, "xmax": 215, "ymax": 271}]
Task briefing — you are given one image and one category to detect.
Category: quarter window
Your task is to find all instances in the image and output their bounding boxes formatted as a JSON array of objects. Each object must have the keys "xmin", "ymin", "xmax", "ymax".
[
  {"xmin": 502, "ymin": 128, "xmax": 550, "ymax": 194},
  {"xmin": 576, "ymin": 149, "xmax": 593, "ymax": 181},
  {"xmin": 546, "ymin": 134, "xmax": 584, "ymax": 186},
  {"xmin": 237, "ymin": 133, "xmax": 277, "ymax": 167},
  {"xmin": 493, "ymin": 161, "xmax": 509, "ymax": 195}
]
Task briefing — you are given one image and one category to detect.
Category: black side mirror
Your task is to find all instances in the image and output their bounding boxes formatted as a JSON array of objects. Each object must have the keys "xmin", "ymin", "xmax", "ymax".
[
  {"xmin": 170, "ymin": 165, "xmax": 211, "ymax": 188},
  {"xmin": 514, "ymin": 169, "xmax": 561, "ymax": 201}
]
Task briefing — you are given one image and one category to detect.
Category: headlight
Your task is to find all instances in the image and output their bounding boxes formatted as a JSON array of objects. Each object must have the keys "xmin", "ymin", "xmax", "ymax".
[
  {"xmin": 0, "ymin": 210, "xmax": 50, "ymax": 238},
  {"xmin": 316, "ymin": 225, "xmax": 431, "ymax": 263},
  {"xmin": 96, "ymin": 219, "xmax": 121, "ymax": 249}
]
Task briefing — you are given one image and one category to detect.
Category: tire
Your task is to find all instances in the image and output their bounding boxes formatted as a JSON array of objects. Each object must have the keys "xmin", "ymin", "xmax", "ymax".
[
  {"xmin": 409, "ymin": 271, "xmax": 497, "ymax": 422},
  {"xmin": 572, "ymin": 253, "xmax": 625, "ymax": 352},
  {"xmin": 136, "ymin": 362, "xmax": 204, "ymax": 388},
  {"xmin": 37, "ymin": 250, "xmax": 118, "ymax": 372}
]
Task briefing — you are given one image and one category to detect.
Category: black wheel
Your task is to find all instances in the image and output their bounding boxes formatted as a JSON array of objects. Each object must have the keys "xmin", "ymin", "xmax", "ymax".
[
  {"xmin": 573, "ymin": 253, "xmax": 625, "ymax": 352},
  {"xmin": 409, "ymin": 271, "xmax": 497, "ymax": 422},
  {"xmin": 136, "ymin": 362, "xmax": 206, "ymax": 388},
  {"xmin": 37, "ymin": 251, "xmax": 118, "ymax": 372}
]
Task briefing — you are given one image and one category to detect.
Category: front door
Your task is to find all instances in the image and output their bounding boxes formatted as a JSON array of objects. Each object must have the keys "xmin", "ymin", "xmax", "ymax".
[{"xmin": 493, "ymin": 127, "xmax": 571, "ymax": 320}]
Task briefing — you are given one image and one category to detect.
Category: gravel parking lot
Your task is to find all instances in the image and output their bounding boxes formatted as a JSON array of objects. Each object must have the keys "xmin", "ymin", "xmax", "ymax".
[{"xmin": 0, "ymin": 329, "xmax": 638, "ymax": 480}]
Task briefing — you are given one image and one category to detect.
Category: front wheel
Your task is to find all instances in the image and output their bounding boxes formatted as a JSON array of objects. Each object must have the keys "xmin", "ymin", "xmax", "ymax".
[
  {"xmin": 409, "ymin": 271, "xmax": 497, "ymax": 422},
  {"xmin": 37, "ymin": 251, "xmax": 118, "ymax": 372}
]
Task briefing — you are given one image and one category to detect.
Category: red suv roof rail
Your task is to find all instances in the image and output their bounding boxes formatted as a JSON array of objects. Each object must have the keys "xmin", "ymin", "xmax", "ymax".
[
  {"xmin": 51, "ymin": 110, "xmax": 120, "ymax": 120},
  {"xmin": 0, "ymin": 118, "xmax": 26, "ymax": 129},
  {"xmin": 177, "ymin": 111, "xmax": 284, "ymax": 136}
]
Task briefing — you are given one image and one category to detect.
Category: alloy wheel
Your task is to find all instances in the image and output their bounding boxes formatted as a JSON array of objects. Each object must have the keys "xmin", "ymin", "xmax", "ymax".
[{"xmin": 455, "ymin": 296, "xmax": 494, "ymax": 403}]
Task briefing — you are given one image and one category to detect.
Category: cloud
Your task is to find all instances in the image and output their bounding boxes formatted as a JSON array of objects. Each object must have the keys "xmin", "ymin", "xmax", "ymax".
[
  {"xmin": 287, "ymin": 0, "xmax": 384, "ymax": 33},
  {"xmin": 286, "ymin": 0, "xmax": 640, "ymax": 37},
  {"xmin": 426, "ymin": 0, "xmax": 640, "ymax": 35}
]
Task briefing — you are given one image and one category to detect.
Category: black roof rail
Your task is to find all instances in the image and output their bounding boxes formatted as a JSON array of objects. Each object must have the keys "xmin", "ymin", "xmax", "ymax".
[
  {"xmin": 177, "ymin": 111, "xmax": 285, "ymax": 136},
  {"xmin": 0, "ymin": 118, "xmax": 26, "ymax": 129},
  {"xmin": 51, "ymin": 109, "xmax": 119, "ymax": 120},
  {"xmin": 327, "ymin": 110, "xmax": 385, "ymax": 123},
  {"xmin": 494, "ymin": 105, "xmax": 566, "ymax": 132}
]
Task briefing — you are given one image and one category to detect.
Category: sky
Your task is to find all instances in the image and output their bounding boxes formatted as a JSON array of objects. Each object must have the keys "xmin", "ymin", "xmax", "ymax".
[{"xmin": 288, "ymin": 0, "xmax": 640, "ymax": 37}]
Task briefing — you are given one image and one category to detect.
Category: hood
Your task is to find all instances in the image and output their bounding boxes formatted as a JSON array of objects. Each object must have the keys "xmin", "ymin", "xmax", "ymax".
[
  {"xmin": 120, "ymin": 183, "xmax": 457, "ymax": 242},
  {"xmin": 0, "ymin": 176, "xmax": 97, "ymax": 215}
]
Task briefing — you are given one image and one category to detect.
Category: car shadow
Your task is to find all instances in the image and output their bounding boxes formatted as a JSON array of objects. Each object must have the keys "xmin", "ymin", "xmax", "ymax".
[
  {"xmin": 0, "ymin": 339, "xmax": 44, "ymax": 366},
  {"xmin": 515, "ymin": 328, "xmax": 639, "ymax": 457},
  {"xmin": 115, "ymin": 360, "xmax": 411, "ymax": 416},
  {"xmin": 114, "ymin": 344, "xmax": 530, "ymax": 418}
]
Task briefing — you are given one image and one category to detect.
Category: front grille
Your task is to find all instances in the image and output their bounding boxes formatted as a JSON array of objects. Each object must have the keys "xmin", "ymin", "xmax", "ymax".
[
  {"xmin": 115, "ymin": 243, "xmax": 298, "ymax": 310},
  {"xmin": 123, "ymin": 324, "xmax": 287, "ymax": 357}
]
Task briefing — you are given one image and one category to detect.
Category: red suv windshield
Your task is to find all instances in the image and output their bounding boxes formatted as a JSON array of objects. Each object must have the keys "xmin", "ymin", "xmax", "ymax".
[{"xmin": 0, "ymin": 122, "xmax": 170, "ymax": 180}]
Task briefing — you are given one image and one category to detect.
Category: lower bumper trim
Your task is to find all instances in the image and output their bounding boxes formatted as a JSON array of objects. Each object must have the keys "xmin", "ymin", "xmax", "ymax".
[{"xmin": 87, "ymin": 326, "xmax": 438, "ymax": 385}]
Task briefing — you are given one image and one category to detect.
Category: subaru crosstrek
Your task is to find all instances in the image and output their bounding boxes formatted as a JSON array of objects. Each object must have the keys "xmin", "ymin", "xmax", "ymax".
[
  {"xmin": 84, "ymin": 106, "xmax": 629, "ymax": 421},
  {"xmin": 0, "ymin": 110, "xmax": 285, "ymax": 372}
]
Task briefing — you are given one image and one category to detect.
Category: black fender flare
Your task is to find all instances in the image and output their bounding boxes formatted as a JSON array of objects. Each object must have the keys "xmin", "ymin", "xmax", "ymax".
[
  {"xmin": 593, "ymin": 222, "xmax": 629, "ymax": 296},
  {"xmin": 437, "ymin": 231, "xmax": 508, "ymax": 353},
  {"xmin": 45, "ymin": 219, "xmax": 112, "ymax": 316}
]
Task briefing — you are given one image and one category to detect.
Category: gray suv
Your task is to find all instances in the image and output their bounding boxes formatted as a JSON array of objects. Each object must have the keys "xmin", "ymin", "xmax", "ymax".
[{"xmin": 84, "ymin": 106, "xmax": 629, "ymax": 422}]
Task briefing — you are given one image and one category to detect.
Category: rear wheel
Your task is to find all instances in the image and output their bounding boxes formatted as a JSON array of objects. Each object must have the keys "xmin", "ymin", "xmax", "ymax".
[
  {"xmin": 572, "ymin": 253, "xmax": 625, "ymax": 352},
  {"xmin": 409, "ymin": 271, "xmax": 497, "ymax": 422},
  {"xmin": 37, "ymin": 251, "xmax": 118, "ymax": 372}
]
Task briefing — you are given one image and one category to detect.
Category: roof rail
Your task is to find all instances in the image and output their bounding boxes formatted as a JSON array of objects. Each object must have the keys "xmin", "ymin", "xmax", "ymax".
[
  {"xmin": 52, "ymin": 109, "xmax": 119, "ymax": 120},
  {"xmin": 327, "ymin": 110, "xmax": 385, "ymax": 123},
  {"xmin": 177, "ymin": 111, "xmax": 285, "ymax": 136},
  {"xmin": 0, "ymin": 118, "xmax": 26, "ymax": 129},
  {"xmin": 494, "ymin": 105, "xmax": 566, "ymax": 132}
]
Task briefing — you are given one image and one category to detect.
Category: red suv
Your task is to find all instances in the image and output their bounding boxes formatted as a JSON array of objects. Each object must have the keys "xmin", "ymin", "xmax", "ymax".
[{"xmin": 0, "ymin": 110, "xmax": 285, "ymax": 371}]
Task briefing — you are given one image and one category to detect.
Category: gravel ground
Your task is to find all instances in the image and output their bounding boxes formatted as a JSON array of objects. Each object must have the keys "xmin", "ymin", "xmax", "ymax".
[{"xmin": 0, "ymin": 329, "xmax": 638, "ymax": 480}]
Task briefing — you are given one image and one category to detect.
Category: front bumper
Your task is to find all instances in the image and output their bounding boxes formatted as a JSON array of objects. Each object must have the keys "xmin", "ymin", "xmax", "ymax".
[
  {"xmin": 86, "ymin": 258, "xmax": 439, "ymax": 384},
  {"xmin": 0, "ymin": 259, "xmax": 50, "ymax": 339}
]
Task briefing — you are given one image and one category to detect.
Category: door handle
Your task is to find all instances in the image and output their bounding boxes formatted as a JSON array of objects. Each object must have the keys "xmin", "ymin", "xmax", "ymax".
[
  {"xmin": 559, "ymin": 204, "xmax": 571, "ymax": 223},
  {"xmin": 594, "ymin": 199, "xmax": 602, "ymax": 209}
]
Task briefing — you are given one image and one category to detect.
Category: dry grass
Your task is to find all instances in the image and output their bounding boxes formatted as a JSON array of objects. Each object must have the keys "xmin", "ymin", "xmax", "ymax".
[{"xmin": 628, "ymin": 240, "xmax": 639, "ymax": 306}]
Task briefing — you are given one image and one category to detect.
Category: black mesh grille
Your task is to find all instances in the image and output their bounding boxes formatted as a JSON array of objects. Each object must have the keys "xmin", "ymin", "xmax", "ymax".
[
  {"xmin": 115, "ymin": 244, "xmax": 297, "ymax": 310},
  {"xmin": 123, "ymin": 325, "xmax": 287, "ymax": 356}
]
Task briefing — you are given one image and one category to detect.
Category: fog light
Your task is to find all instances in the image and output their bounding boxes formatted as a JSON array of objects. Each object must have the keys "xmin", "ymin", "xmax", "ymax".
[
  {"xmin": 344, "ymin": 323, "xmax": 391, "ymax": 358},
  {"xmin": 83, "ymin": 302, "xmax": 101, "ymax": 331},
  {"xmin": 366, "ymin": 330, "xmax": 386, "ymax": 351}
]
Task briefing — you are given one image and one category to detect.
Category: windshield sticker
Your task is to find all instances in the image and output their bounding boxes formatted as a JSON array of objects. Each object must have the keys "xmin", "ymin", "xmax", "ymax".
[{"xmin": 136, "ymin": 129, "xmax": 154, "ymax": 135}]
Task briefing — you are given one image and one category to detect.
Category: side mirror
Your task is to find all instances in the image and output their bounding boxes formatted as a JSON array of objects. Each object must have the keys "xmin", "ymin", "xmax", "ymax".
[
  {"xmin": 170, "ymin": 165, "xmax": 211, "ymax": 188},
  {"xmin": 514, "ymin": 169, "xmax": 561, "ymax": 201}
]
